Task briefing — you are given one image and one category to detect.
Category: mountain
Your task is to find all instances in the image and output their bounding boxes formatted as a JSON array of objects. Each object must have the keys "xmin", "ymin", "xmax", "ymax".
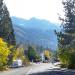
[
  {"xmin": 11, "ymin": 16, "xmax": 60, "ymax": 50},
  {"xmin": 12, "ymin": 17, "xmax": 60, "ymax": 31}
]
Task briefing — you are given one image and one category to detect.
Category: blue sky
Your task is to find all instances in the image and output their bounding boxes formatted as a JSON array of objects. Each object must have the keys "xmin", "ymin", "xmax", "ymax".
[{"xmin": 4, "ymin": 0, "xmax": 63, "ymax": 23}]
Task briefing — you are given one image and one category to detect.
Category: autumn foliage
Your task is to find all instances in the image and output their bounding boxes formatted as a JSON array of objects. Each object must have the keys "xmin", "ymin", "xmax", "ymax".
[{"xmin": 0, "ymin": 38, "xmax": 10, "ymax": 70}]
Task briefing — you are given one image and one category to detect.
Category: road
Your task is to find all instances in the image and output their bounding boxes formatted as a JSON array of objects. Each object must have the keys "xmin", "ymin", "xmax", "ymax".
[
  {"xmin": 0, "ymin": 66, "xmax": 32, "ymax": 75},
  {"xmin": 28, "ymin": 63, "xmax": 75, "ymax": 75},
  {"xmin": 27, "ymin": 63, "xmax": 60, "ymax": 75},
  {"xmin": 0, "ymin": 63, "xmax": 75, "ymax": 75}
]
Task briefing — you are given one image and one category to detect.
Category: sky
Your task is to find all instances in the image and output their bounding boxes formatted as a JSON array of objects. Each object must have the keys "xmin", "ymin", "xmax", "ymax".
[{"xmin": 4, "ymin": 0, "xmax": 64, "ymax": 23}]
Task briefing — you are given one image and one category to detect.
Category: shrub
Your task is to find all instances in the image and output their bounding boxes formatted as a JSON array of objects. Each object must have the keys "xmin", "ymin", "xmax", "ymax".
[{"xmin": 0, "ymin": 38, "xmax": 10, "ymax": 70}]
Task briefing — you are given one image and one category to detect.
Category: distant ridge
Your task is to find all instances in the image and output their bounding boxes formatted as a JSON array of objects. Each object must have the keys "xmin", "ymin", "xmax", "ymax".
[{"xmin": 11, "ymin": 16, "xmax": 60, "ymax": 50}]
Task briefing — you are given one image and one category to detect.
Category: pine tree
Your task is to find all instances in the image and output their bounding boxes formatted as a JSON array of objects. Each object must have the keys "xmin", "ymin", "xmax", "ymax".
[
  {"xmin": 27, "ymin": 46, "xmax": 39, "ymax": 62},
  {"xmin": 0, "ymin": 0, "xmax": 15, "ymax": 45},
  {"xmin": 57, "ymin": 0, "xmax": 75, "ymax": 68}
]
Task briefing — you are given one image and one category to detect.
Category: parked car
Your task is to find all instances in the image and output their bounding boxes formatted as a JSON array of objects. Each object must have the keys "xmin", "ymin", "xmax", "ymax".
[{"xmin": 11, "ymin": 59, "xmax": 22, "ymax": 68}]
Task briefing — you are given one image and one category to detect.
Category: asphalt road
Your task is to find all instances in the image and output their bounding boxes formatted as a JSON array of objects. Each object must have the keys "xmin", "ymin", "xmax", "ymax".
[
  {"xmin": 0, "ymin": 63, "xmax": 58, "ymax": 75},
  {"xmin": 28, "ymin": 63, "xmax": 75, "ymax": 75},
  {"xmin": 0, "ymin": 63, "xmax": 75, "ymax": 75},
  {"xmin": 0, "ymin": 66, "xmax": 32, "ymax": 75}
]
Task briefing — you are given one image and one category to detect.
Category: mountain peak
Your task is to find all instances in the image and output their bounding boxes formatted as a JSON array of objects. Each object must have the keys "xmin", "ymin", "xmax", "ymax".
[{"xmin": 11, "ymin": 16, "xmax": 60, "ymax": 31}]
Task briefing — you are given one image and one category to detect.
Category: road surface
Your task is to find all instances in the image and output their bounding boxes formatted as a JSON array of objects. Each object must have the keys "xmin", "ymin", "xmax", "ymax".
[
  {"xmin": 0, "ymin": 63, "xmax": 75, "ymax": 75},
  {"xmin": 27, "ymin": 63, "xmax": 60, "ymax": 75}
]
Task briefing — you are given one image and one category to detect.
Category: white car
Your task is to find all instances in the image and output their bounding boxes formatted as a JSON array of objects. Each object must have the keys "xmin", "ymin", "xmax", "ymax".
[{"xmin": 11, "ymin": 59, "xmax": 22, "ymax": 68}]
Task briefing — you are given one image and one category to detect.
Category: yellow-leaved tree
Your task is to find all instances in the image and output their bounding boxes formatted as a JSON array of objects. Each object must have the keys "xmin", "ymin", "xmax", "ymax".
[
  {"xmin": 44, "ymin": 50, "xmax": 51, "ymax": 60},
  {"xmin": 13, "ymin": 47, "xmax": 30, "ymax": 65},
  {"xmin": 0, "ymin": 38, "xmax": 10, "ymax": 70}
]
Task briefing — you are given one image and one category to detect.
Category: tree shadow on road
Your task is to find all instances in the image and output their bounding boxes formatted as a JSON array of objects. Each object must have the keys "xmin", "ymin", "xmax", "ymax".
[{"xmin": 29, "ymin": 68, "xmax": 75, "ymax": 75}]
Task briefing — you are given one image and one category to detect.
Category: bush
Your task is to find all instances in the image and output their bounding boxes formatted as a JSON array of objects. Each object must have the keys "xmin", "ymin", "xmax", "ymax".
[
  {"xmin": 59, "ymin": 48, "xmax": 75, "ymax": 69},
  {"xmin": 22, "ymin": 56, "xmax": 30, "ymax": 65},
  {"xmin": 67, "ymin": 52, "xmax": 75, "ymax": 69},
  {"xmin": 60, "ymin": 64, "xmax": 67, "ymax": 68},
  {"xmin": 0, "ymin": 38, "xmax": 10, "ymax": 70}
]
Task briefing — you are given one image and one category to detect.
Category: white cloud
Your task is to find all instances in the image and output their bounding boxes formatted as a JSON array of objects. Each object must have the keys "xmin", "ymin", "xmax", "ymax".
[{"xmin": 4, "ymin": 0, "xmax": 63, "ymax": 23}]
